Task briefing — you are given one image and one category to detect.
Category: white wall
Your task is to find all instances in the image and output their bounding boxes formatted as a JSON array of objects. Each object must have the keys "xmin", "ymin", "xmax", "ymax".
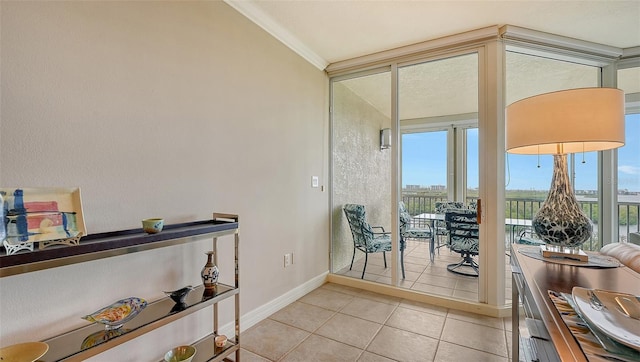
[{"xmin": 0, "ymin": 1, "xmax": 329, "ymax": 360}]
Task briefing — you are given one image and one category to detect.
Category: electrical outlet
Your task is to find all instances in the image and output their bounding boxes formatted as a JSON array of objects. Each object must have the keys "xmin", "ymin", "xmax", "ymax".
[{"xmin": 284, "ymin": 253, "xmax": 292, "ymax": 268}]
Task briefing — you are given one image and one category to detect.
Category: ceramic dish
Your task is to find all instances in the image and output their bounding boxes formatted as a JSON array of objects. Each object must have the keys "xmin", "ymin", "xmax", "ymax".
[
  {"xmin": 82, "ymin": 297, "xmax": 147, "ymax": 330},
  {"xmin": 572, "ymin": 287, "xmax": 640, "ymax": 351},
  {"xmin": 164, "ymin": 345, "xmax": 196, "ymax": 362},
  {"xmin": 0, "ymin": 342, "xmax": 49, "ymax": 362}
]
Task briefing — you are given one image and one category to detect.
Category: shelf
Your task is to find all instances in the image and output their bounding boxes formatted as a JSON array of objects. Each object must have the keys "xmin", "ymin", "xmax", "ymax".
[
  {"xmin": 0, "ymin": 218, "xmax": 238, "ymax": 277},
  {"xmin": 2, "ymin": 213, "xmax": 240, "ymax": 361},
  {"xmin": 190, "ymin": 334, "xmax": 239, "ymax": 362},
  {"xmin": 40, "ymin": 284, "xmax": 238, "ymax": 361}
]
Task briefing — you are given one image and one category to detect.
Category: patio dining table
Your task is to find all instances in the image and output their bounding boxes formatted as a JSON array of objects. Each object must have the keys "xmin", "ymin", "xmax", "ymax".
[{"xmin": 413, "ymin": 213, "xmax": 533, "ymax": 261}]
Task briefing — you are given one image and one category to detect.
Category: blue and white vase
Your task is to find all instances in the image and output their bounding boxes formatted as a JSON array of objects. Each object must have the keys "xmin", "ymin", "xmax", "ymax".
[{"xmin": 201, "ymin": 251, "xmax": 219, "ymax": 289}]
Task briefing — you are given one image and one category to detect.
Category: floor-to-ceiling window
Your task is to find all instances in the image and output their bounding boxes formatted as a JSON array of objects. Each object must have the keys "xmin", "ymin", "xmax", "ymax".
[
  {"xmin": 617, "ymin": 66, "xmax": 640, "ymax": 241},
  {"xmin": 505, "ymin": 50, "xmax": 601, "ymax": 248},
  {"xmin": 329, "ymin": 25, "xmax": 636, "ymax": 313}
]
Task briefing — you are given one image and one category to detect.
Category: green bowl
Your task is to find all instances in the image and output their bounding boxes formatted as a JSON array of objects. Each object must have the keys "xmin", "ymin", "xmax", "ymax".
[{"xmin": 164, "ymin": 345, "xmax": 196, "ymax": 362}]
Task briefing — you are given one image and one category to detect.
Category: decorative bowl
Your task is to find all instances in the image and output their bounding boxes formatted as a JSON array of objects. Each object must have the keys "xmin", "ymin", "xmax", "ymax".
[
  {"xmin": 142, "ymin": 218, "xmax": 164, "ymax": 234},
  {"xmin": 163, "ymin": 285, "xmax": 195, "ymax": 304},
  {"xmin": 82, "ymin": 297, "xmax": 147, "ymax": 330},
  {"xmin": 164, "ymin": 345, "xmax": 196, "ymax": 362},
  {"xmin": 0, "ymin": 342, "xmax": 49, "ymax": 362},
  {"xmin": 215, "ymin": 334, "xmax": 228, "ymax": 348}
]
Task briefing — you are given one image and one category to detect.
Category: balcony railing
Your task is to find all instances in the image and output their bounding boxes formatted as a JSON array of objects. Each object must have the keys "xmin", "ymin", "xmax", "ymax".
[{"xmin": 401, "ymin": 194, "xmax": 640, "ymax": 251}]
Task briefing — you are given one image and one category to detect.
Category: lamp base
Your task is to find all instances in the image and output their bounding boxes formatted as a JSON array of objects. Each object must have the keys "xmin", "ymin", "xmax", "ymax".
[
  {"xmin": 532, "ymin": 154, "xmax": 593, "ymax": 248},
  {"xmin": 540, "ymin": 244, "xmax": 588, "ymax": 262}
]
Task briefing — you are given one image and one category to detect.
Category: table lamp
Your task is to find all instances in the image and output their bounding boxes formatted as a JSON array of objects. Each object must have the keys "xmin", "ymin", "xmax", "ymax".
[{"xmin": 506, "ymin": 88, "xmax": 625, "ymax": 260}]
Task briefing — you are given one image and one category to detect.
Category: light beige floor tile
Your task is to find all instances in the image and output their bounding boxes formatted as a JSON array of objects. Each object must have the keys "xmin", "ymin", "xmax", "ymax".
[
  {"xmin": 340, "ymin": 297, "xmax": 398, "ymax": 324},
  {"xmin": 315, "ymin": 313, "xmax": 382, "ymax": 349},
  {"xmin": 416, "ymin": 274, "xmax": 458, "ymax": 288},
  {"xmin": 366, "ymin": 326, "xmax": 438, "ymax": 362},
  {"xmin": 357, "ymin": 351, "xmax": 397, "ymax": 362},
  {"xmin": 452, "ymin": 289, "xmax": 478, "ymax": 301},
  {"xmin": 421, "ymin": 265, "xmax": 458, "ymax": 279},
  {"xmin": 225, "ymin": 348, "xmax": 272, "ymax": 362},
  {"xmin": 440, "ymin": 318, "xmax": 508, "ymax": 357},
  {"xmin": 385, "ymin": 306, "xmax": 445, "ymax": 339},
  {"xmin": 454, "ymin": 278, "xmax": 478, "ymax": 292},
  {"xmin": 411, "ymin": 282, "xmax": 454, "ymax": 297},
  {"xmin": 398, "ymin": 299, "xmax": 448, "ymax": 317},
  {"xmin": 280, "ymin": 334, "xmax": 363, "ymax": 362},
  {"xmin": 298, "ymin": 288, "xmax": 355, "ymax": 311},
  {"xmin": 241, "ymin": 319, "xmax": 310, "ymax": 361},
  {"xmin": 375, "ymin": 276, "xmax": 415, "ymax": 289},
  {"xmin": 435, "ymin": 341, "xmax": 508, "ymax": 362},
  {"xmin": 401, "ymin": 270, "xmax": 425, "ymax": 283},
  {"xmin": 269, "ymin": 301, "xmax": 335, "ymax": 332},
  {"xmin": 404, "ymin": 255, "xmax": 429, "ymax": 265},
  {"xmin": 403, "ymin": 262, "xmax": 429, "ymax": 273},
  {"xmin": 446, "ymin": 309, "xmax": 504, "ymax": 330},
  {"xmin": 503, "ymin": 316, "xmax": 513, "ymax": 332}
]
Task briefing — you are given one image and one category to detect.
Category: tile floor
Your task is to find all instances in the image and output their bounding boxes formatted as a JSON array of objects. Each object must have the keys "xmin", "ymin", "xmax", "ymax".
[
  {"xmin": 238, "ymin": 282, "xmax": 513, "ymax": 361},
  {"xmin": 335, "ymin": 239, "xmax": 513, "ymax": 305}
]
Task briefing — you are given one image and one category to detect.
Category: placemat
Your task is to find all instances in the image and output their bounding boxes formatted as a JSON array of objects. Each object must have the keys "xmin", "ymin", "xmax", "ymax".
[
  {"xmin": 518, "ymin": 246, "xmax": 621, "ymax": 268},
  {"xmin": 547, "ymin": 290, "xmax": 640, "ymax": 362}
]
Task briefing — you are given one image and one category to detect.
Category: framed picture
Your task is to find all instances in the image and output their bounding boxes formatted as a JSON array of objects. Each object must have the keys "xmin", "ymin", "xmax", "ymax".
[{"xmin": 1, "ymin": 188, "xmax": 86, "ymax": 247}]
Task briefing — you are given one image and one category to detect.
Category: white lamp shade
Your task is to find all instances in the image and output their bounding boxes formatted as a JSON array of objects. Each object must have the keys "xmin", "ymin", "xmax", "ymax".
[{"xmin": 506, "ymin": 88, "xmax": 625, "ymax": 154}]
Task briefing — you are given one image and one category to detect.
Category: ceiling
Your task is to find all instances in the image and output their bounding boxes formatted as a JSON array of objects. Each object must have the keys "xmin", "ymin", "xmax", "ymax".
[{"xmin": 226, "ymin": 0, "xmax": 640, "ymax": 69}]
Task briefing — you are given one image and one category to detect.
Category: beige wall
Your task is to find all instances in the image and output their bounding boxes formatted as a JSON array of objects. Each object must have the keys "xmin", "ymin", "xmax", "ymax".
[
  {"xmin": 331, "ymin": 83, "xmax": 391, "ymax": 273},
  {"xmin": 0, "ymin": 1, "xmax": 328, "ymax": 360}
]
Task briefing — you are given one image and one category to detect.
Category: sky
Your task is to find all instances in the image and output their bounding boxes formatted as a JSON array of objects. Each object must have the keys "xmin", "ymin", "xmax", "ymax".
[{"xmin": 402, "ymin": 114, "xmax": 640, "ymax": 192}]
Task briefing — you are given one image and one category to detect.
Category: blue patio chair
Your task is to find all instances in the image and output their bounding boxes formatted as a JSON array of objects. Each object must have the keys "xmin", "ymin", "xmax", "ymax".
[
  {"xmin": 445, "ymin": 208, "xmax": 479, "ymax": 276},
  {"xmin": 399, "ymin": 201, "xmax": 434, "ymax": 265},
  {"xmin": 343, "ymin": 204, "xmax": 405, "ymax": 279}
]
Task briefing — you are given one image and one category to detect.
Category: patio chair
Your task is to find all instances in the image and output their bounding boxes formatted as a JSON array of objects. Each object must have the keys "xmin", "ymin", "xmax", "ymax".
[
  {"xmin": 434, "ymin": 201, "xmax": 465, "ymax": 252},
  {"xmin": 343, "ymin": 204, "xmax": 405, "ymax": 279},
  {"xmin": 445, "ymin": 208, "xmax": 479, "ymax": 276},
  {"xmin": 399, "ymin": 202, "xmax": 434, "ymax": 265}
]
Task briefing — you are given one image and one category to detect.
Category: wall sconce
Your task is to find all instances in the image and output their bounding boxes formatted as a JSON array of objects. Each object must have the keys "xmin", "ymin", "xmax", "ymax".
[{"xmin": 380, "ymin": 128, "xmax": 391, "ymax": 150}]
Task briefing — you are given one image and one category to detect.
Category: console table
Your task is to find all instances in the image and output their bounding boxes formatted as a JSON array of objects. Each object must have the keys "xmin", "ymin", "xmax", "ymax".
[{"xmin": 511, "ymin": 243, "xmax": 640, "ymax": 361}]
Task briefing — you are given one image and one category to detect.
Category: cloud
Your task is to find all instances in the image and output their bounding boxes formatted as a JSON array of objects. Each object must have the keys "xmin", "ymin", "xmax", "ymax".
[{"xmin": 618, "ymin": 165, "xmax": 640, "ymax": 175}]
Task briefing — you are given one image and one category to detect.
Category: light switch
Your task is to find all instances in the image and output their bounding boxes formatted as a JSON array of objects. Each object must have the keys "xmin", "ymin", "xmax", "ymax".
[{"xmin": 312, "ymin": 176, "xmax": 319, "ymax": 188}]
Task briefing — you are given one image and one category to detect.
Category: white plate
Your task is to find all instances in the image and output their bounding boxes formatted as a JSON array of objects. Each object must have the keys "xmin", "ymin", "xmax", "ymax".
[{"xmin": 573, "ymin": 287, "xmax": 640, "ymax": 351}]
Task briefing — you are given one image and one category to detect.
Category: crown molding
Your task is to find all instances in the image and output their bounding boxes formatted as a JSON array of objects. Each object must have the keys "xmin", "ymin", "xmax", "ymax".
[{"xmin": 224, "ymin": 0, "xmax": 328, "ymax": 70}]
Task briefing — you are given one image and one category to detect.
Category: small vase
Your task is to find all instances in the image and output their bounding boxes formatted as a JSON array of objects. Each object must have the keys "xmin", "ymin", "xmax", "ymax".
[{"xmin": 201, "ymin": 251, "xmax": 219, "ymax": 289}]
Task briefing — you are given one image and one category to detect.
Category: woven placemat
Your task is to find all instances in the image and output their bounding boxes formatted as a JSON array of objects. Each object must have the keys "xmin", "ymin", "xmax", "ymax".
[
  {"xmin": 547, "ymin": 290, "xmax": 640, "ymax": 361},
  {"xmin": 518, "ymin": 246, "xmax": 621, "ymax": 268}
]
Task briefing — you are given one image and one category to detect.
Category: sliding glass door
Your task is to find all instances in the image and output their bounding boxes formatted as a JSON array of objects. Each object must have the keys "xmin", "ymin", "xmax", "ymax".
[
  {"xmin": 330, "ymin": 69, "xmax": 393, "ymax": 282},
  {"xmin": 397, "ymin": 53, "xmax": 480, "ymax": 300}
]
